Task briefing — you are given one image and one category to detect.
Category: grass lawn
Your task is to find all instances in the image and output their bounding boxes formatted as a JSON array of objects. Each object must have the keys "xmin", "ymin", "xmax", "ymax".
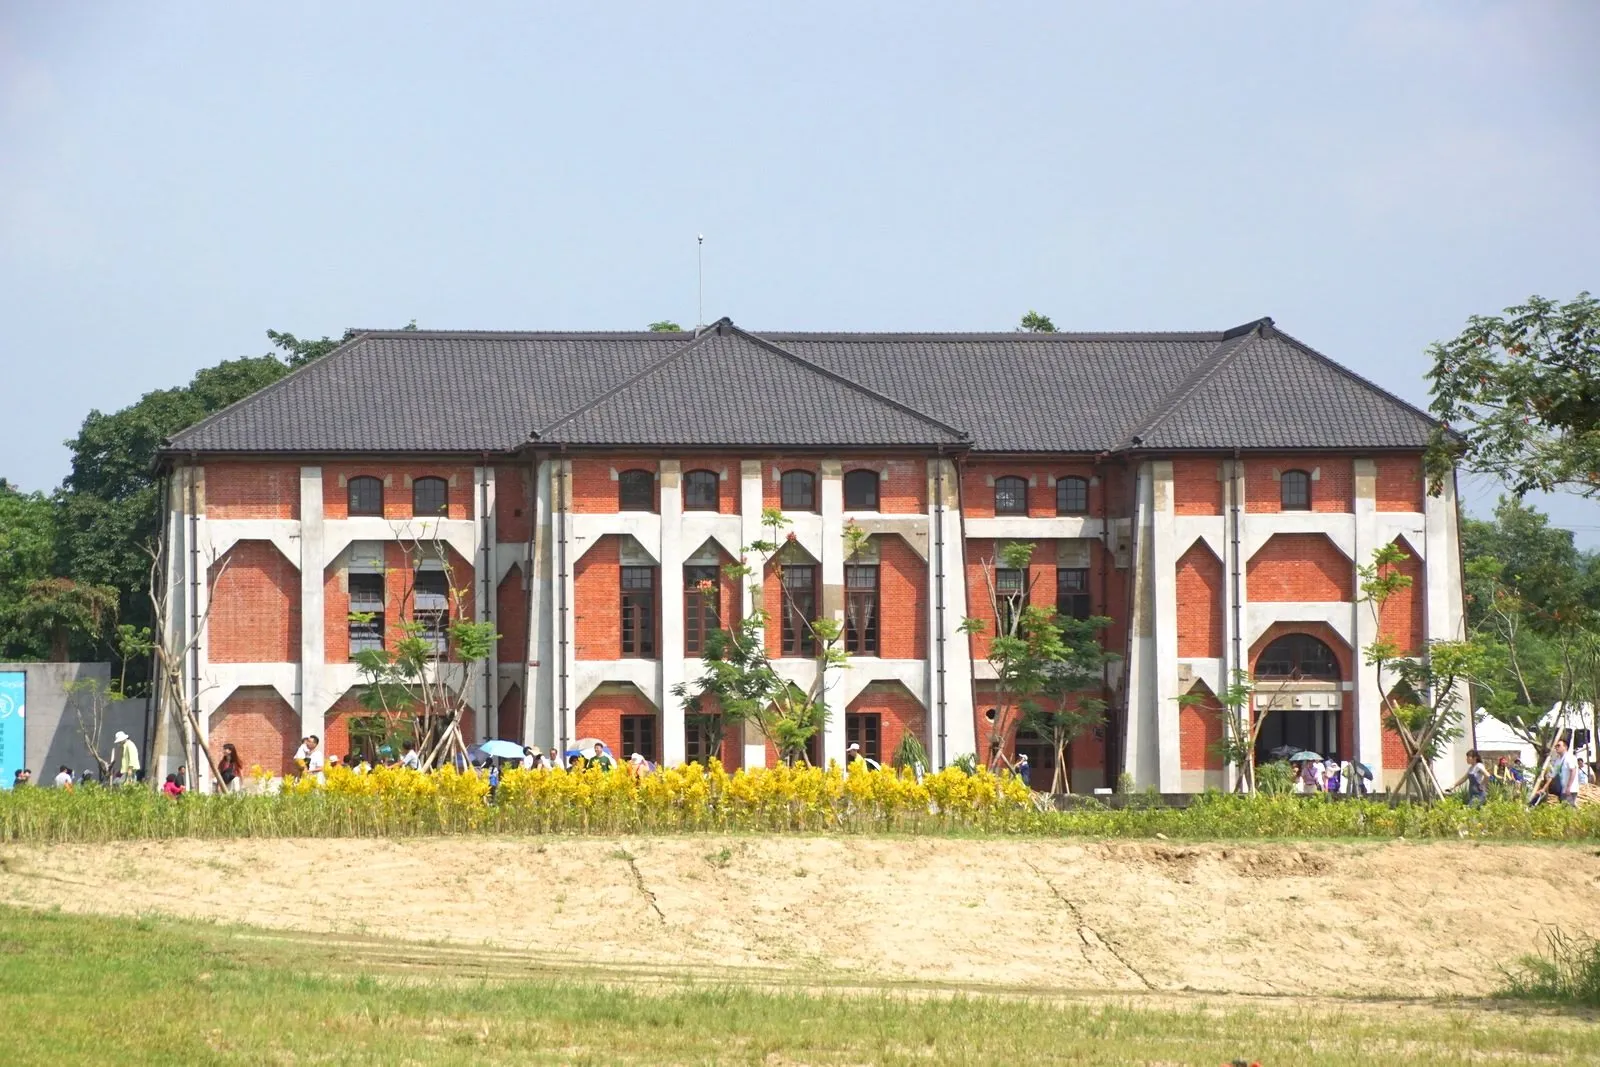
[{"xmin": 1, "ymin": 905, "xmax": 1594, "ymax": 1065}]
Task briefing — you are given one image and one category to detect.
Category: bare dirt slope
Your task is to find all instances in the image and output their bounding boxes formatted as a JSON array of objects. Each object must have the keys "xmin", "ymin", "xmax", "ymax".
[{"xmin": 3, "ymin": 837, "xmax": 1594, "ymax": 997}]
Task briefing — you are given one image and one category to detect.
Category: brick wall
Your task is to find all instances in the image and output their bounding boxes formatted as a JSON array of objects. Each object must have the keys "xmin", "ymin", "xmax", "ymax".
[
  {"xmin": 205, "ymin": 463, "xmax": 301, "ymax": 519},
  {"xmin": 1249, "ymin": 621, "xmax": 1357, "ymax": 759},
  {"xmin": 498, "ymin": 685, "xmax": 523, "ymax": 744},
  {"xmin": 1178, "ymin": 683, "xmax": 1224, "ymax": 771},
  {"xmin": 1375, "ymin": 456, "xmax": 1424, "ymax": 513},
  {"xmin": 575, "ymin": 535, "xmax": 622, "ymax": 660},
  {"xmin": 322, "ymin": 464, "xmax": 474, "ymax": 520},
  {"xmin": 1377, "ymin": 537, "xmax": 1425, "ymax": 656},
  {"xmin": 959, "ymin": 461, "xmax": 1100, "ymax": 518},
  {"xmin": 208, "ymin": 541, "xmax": 300, "ymax": 663},
  {"xmin": 497, "ymin": 566, "xmax": 528, "ymax": 667},
  {"xmin": 877, "ymin": 534, "xmax": 927, "ymax": 659},
  {"xmin": 495, "ymin": 464, "xmax": 532, "ymax": 543},
  {"xmin": 1175, "ymin": 541, "xmax": 1223, "ymax": 658},
  {"xmin": 322, "ymin": 688, "xmax": 477, "ymax": 758},
  {"xmin": 847, "ymin": 458, "xmax": 927, "ymax": 514},
  {"xmin": 572, "ymin": 457, "xmax": 657, "ymax": 514},
  {"xmin": 209, "ymin": 686, "xmax": 299, "ymax": 776},
  {"xmin": 574, "ymin": 684, "xmax": 657, "ymax": 761},
  {"xmin": 1246, "ymin": 533, "xmax": 1353, "ymax": 601},
  {"xmin": 678, "ymin": 456, "xmax": 742, "ymax": 514},
  {"xmin": 963, "ymin": 539, "xmax": 1058, "ymax": 660},
  {"xmin": 1245, "ymin": 456, "xmax": 1353, "ymax": 513},
  {"xmin": 847, "ymin": 681, "xmax": 926, "ymax": 764},
  {"xmin": 1172, "ymin": 457, "xmax": 1223, "ymax": 515}
]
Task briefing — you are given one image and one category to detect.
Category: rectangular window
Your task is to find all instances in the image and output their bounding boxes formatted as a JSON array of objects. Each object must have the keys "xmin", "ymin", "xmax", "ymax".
[
  {"xmin": 685, "ymin": 715, "xmax": 721, "ymax": 764},
  {"xmin": 348, "ymin": 573, "xmax": 385, "ymax": 655},
  {"xmin": 995, "ymin": 567, "xmax": 1026, "ymax": 635},
  {"xmin": 845, "ymin": 712, "xmax": 882, "ymax": 764},
  {"xmin": 413, "ymin": 571, "xmax": 449, "ymax": 656},
  {"xmin": 845, "ymin": 564, "xmax": 879, "ymax": 655},
  {"xmin": 621, "ymin": 566, "xmax": 656, "ymax": 657},
  {"xmin": 1056, "ymin": 567, "xmax": 1091, "ymax": 621},
  {"xmin": 621, "ymin": 714, "xmax": 658, "ymax": 763},
  {"xmin": 684, "ymin": 564, "xmax": 720, "ymax": 655},
  {"xmin": 780, "ymin": 564, "xmax": 816, "ymax": 656}
]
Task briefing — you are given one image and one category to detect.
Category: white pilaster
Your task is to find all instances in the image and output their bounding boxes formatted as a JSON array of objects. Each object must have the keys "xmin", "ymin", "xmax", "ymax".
[
  {"xmin": 819, "ymin": 459, "xmax": 848, "ymax": 765},
  {"xmin": 658, "ymin": 460, "xmax": 686, "ymax": 764},
  {"xmin": 298, "ymin": 466, "xmax": 324, "ymax": 739},
  {"xmin": 1351, "ymin": 459, "xmax": 1385, "ymax": 777},
  {"xmin": 1425, "ymin": 474, "xmax": 1470, "ymax": 782},
  {"xmin": 739, "ymin": 459, "xmax": 768, "ymax": 769},
  {"xmin": 1150, "ymin": 461, "xmax": 1181, "ymax": 792},
  {"xmin": 524, "ymin": 461, "xmax": 554, "ymax": 748},
  {"xmin": 927, "ymin": 457, "xmax": 975, "ymax": 768},
  {"xmin": 1122, "ymin": 462, "xmax": 1160, "ymax": 788}
]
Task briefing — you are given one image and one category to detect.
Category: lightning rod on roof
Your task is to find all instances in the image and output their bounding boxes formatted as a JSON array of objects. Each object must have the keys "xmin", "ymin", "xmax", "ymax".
[{"xmin": 696, "ymin": 234, "xmax": 705, "ymax": 330}]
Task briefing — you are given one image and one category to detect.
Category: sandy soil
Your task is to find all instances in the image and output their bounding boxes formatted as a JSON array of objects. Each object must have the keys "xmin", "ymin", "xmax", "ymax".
[{"xmin": 3, "ymin": 837, "xmax": 1595, "ymax": 997}]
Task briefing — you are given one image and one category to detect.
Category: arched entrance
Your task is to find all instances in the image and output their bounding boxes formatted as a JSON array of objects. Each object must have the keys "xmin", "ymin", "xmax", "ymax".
[{"xmin": 1252, "ymin": 632, "xmax": 1343, "ymax": 764}]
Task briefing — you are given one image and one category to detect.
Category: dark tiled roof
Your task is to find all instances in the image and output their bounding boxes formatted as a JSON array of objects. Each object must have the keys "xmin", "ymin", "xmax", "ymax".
[
  {"xmin": 536, "ymin": 321, "xmax": 967, "ymax": 447},
  {"xmin": 164, "ymin": 317, "xmax": 1440, "ymax": 456}
]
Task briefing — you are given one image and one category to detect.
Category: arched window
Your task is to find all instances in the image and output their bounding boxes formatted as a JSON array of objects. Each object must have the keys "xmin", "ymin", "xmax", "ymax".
[
  {"xmin": 1281, "ymin": 469, "xmax": 1311, "ymax": 511},
  {"xmin": 683, "ymin": 469, "xmax": 719, "ymax": 511},
  {"xmin": 1256, "ymin": 634, "xmax": 1340, "ymax": 680},
  {"xmin": 412, "ymin": 476, "xmax": 448, "ymax": 517},
  {"xmin": 1056, "ymin": 476, "xmax": 1088, "ymax": 515},
  {"xmin": 618, "ymin": 469, "xmax": 654, "ymax": 512},
  {"xmin": 994, "ymin": 476, "xmax": 1028, "ymax": 515},
  {"xmin": 780, "ymin": 470, "xmax": 816, "ymax": 511},
  {"xmin": 348, "ymin": 476, "xmax": 383, "ymax": 517},
  {"xmin": 843, "ymin": 470, "xmax": 879, "ymax": 511}
]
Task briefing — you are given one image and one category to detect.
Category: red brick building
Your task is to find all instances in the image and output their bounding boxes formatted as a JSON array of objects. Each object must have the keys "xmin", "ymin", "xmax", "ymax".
[{"xmin": 158, "ymin": 317, "xmax": 1466, "ymax": 791}]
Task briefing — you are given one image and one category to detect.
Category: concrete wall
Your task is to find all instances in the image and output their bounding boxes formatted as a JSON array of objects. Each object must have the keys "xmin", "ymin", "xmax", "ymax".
[{"xmin": 0, "ymin": 662, "xmax": 164, "ymax": 783}]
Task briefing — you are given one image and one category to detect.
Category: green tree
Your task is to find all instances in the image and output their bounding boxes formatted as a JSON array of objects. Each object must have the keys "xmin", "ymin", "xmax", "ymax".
[
  {"xmin": 648, "ymin": 320, "xmax": 683, "ymax": 332},
  {"xmin": 265, "ymin": 327, "xmax": 361, "ymax": 366},
  {"xmin": 1426, "ymin": 292, "xmax": 1600, "ymax": 497},
  {"xmin": 0, "ymin": 483, "xmax": 60, "ymax": 659},
  {"xmin": 1017, "ymin": 310, "xmax": 1057, "ymax": 333},
  {"xmin": 1021, "ymin": 612, "xmax": 1112, "ymax": 794},
  {"xmin": 16, "ymin": 578, "xmax": 118, "ymax": 662},
  {"xmin": 675, "ymin": 510, "xmax": 860, "ymax": 765}
]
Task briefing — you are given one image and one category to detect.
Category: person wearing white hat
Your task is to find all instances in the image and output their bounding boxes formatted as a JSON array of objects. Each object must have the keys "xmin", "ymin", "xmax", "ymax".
[
  {"xmin": 845, "ymin": 742, "xmax": 880, "ymax": 771},
  {"xmin": 112, "ymin": 730, "xmax": 141, "ymax": 786}
]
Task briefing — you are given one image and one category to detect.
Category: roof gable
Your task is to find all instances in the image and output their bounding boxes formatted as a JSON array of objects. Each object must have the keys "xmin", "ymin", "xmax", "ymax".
[{"xmin": 535, "ymin": 320, "xmax": 968, "ymax": 448}]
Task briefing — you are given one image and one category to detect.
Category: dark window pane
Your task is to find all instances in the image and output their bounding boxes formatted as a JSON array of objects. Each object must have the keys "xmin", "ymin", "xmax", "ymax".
[
  {"xmin": 996, "ymin": 567, "xmax": 1025, "ymax": 634},
  {"xmin": 995, "ymin": 476, "xmax": 1028, "ymax": 515},
  {"xmin": 1256, "ymin": 634, "xmax": 1339, "ymax": 680},
  {"xmin": 349, "ymin": 476, "xmax": 384, "ymax": 517},
  {"xmin": 1056, "ymin": 476, "xmax": 1088, "ymax": 515},
  {"xmin": 621, "ymin": 566, "xmax": 656, "ymax": 657},
  {"xmin": 781, "ymin": 564, "xmax": 816, "ymax": 656},
  {"xmin": 619, "ymin": 470, "xmax": 655, "ymax": 511},
  {"xmin": 684, "ymin": 564, "xmax": 720, "ymax": 655},
  {"xmin": 845, "ymin": 564, "xmax": 879, "ymax": 655},
  {"xmin": 843, "ymin": 470, "xmax": 879, "ymax": 510},
  {"xmin": 348, "ymin": 572, "xmax": 385, "ymax": 611},
  {"xmin": 1056, "ymin": 567, "xmax": 1091, "ymax": 620},
  {"xmin": 684, "ymin": 470, "xmax": 719, "ymax": 511},
  {"xmin": 685, "ymin": 715, "xmax": 721, "ymax": 764},
  {"xmin": 621, "ymin": 715, "xmax": 658, "ymax": 763},
  {"xmin": 412, "ymin": 570, "xmax": 449, "ymax": 656},
  {"xmin": 780, "ymin": 470, "xmax": 816, "ymax": 511},
  {"xmin": 1281, "ymin": 470, "xmax": 1311, "ymax": 510},
  {"xmin": 413, "ymin": 477, "xmax": 448, "ymax": 516},
  {"xmin": 846, "ymin": 712, "xmax": 882, "ymax": 764}
]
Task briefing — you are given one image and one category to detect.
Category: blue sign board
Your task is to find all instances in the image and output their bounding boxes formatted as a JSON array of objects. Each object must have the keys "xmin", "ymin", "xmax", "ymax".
[{"xmin": 0, "ymin": 672, "xmax": 22, "ymax": 789}]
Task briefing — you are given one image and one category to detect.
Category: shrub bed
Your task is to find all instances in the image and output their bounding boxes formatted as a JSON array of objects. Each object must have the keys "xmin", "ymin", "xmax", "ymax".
[{"xmin": 2, "ymin": 762, "xmax": 1597, "ymax": 842}]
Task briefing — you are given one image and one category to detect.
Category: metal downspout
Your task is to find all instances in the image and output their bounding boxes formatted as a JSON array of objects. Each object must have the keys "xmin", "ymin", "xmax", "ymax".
[
  {"xmin": 932, "ymin": 449, "xmax": 948, "ymax": 768},
  {"xmin": 187, "ymin": 459, "xmax": 201, "ymax": 783},
  {"xmin": 555, "ymin": 449, "xmax": 570, "ymax": 756},
  {"xmin": 480, "ymin": 453, "xmax": 493, "ymax": 736}
]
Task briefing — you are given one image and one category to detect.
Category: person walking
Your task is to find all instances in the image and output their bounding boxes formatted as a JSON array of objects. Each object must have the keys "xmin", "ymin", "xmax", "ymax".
[
  {"xmin": 399, "ymin": 741, "xmax": 420, "ymax": 770},
  {"xmin": 1533, "ymin": 738, "xmax": 1579, "ymax": 808},
  {"xmin": 113, "ymin": 730, "xmax": 141, "ymax": 786},
  {"xmin": 1449, "ymin": 749, "xmax": 1489, "ymax": 808},
  {"xmin": 217, "ymin": 743, "xmax": 244, "ymax": 793},
  {"xmin": 1014, "ymin": 752, "xmax": 1031, "ymax": 789},
  {"xmin": 53, "ymin": 765, "xmax": 74, "ymax": 790}
]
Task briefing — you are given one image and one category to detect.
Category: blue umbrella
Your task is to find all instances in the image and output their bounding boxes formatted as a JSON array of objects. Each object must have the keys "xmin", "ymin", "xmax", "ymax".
[
  {"xmin": 477, "ymin": 739, "xmax": 527, "ymax": 760},
  {"xmin": 1290, "ymin": 750, "xmax": 1322, "ymax": 762}
]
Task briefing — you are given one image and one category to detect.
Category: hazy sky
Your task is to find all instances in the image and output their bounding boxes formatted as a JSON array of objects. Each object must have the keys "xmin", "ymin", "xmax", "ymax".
[{"xmin": 2, "ymin": 1, "xmax": 1596, "ymax": 542}]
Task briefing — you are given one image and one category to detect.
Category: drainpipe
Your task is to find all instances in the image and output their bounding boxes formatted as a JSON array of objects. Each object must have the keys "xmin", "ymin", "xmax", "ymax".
[
  {"xmin": 932, "ymin": 447, "xmax": 948, "ymax": 768},
  {"xmin": 187, "ymin": 457, "xmax": 201, "ymax": 783},
  {"xmin": 1096, "ymin": 452, "xmax": 1113, "ymax": 785},
  {"xmin": 521, "ymin": 453, "xmax": 541, "ymax": 744},
  {"xmin": 479, "ymin": 452, "xmax": 493, "ymax": 736},
  {"xmin": 555, "ymin": 447, "xmax": 570, "ymax": 756},
  {"xmin": 1112, "ymin": 455, "xmax": 1139, "ymax": 784},
  {"xmin": 1229, "ymin": 448, "xmax": 1245, "ymax": 790}
]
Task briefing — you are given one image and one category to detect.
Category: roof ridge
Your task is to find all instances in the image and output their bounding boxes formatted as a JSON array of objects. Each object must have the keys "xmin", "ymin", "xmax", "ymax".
[
  {"xmin": 345, "ymin": 328, "xmax": 1227, "ymax": 343},
  {"xmin": 534, "ymin": 320, "xmax": 970, "ymax": 443},
  {"xmin": 1120, "ymin": 328, "xmax": 1264, "ymax": 448},
  {"xmin": 162, "ymin": 332, "xmax": 374, "ymax": 453}
]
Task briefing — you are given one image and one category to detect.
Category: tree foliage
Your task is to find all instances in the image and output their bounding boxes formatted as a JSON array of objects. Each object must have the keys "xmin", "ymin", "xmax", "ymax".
[
  {"xmin": 0, "ymin": 483, "xmax": 60, "ymax": 659},
  {"xmin": 1021, "ymin": 612, "xmax": 1111, "ymax": 794},
  {"xmin": 647, "ymin": 320, "xmax": 683, "ymax": 332},
  {"xmin": 1017, "ymin": 310, "xmax": 1057, "ymax": 333},
  {"xmin": 1426, "ymin": 292, "xmax": 1600, "ymax": 498}
]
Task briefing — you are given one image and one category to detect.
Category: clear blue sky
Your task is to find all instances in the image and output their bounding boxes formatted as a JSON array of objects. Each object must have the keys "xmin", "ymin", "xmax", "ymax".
[{"xmin": 2, "ymin": 1, "xmax": 1596, "ymax": 542}]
